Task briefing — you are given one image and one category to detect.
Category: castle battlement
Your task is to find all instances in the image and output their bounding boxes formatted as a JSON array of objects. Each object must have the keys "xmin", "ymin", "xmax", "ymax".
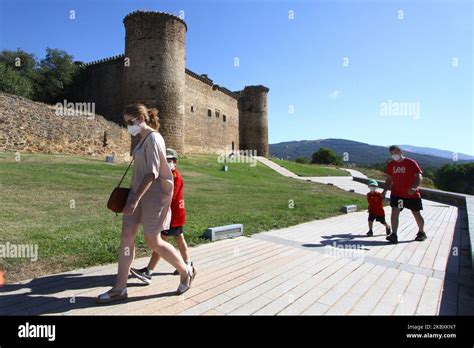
[
  {"xmin": 123, "ymin": 10, "xmax": 187, "ymax": 31},
  {"xmin": 80, "ymin": 54, "xmax": 125, "ymax": 68}
]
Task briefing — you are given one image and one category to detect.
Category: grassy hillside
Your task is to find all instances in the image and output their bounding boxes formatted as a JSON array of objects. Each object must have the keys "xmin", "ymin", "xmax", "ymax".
[
  {"xmin": 271, "ymin": 158, "xmax": 349, "ymax": 177},
  {"xmin": 0, "ymin": 152, "xmax": 367, "ymax": 282}
]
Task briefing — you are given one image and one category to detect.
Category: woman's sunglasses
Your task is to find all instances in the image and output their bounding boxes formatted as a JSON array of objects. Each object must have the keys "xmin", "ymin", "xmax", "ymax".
[{"xmin": 125, "ymin": 117, "xmax": 138, "ymax": 126}]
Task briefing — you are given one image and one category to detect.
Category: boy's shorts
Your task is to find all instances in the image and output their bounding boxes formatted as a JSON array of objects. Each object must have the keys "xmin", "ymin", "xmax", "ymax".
[
  {"xmin": 161, "ymin": 226, "xmax": 184, "ymax": 237},
  {"xmin": 368, "ymin": 213, "xmax": 386, "ymax": 224},
  {"xmin": 390, "ymin": 195, "xmax": 423, "ymax": 212}
]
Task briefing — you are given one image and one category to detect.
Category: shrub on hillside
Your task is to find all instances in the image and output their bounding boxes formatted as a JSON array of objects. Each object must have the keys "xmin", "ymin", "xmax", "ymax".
[{"xmin": 311, "ymin": 147, "xmax": 342, "ymax": 166}]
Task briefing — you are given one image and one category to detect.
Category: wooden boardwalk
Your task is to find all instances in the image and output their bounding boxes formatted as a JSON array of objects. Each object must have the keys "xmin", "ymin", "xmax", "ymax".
[{"xmin": 0, "ymin": 160, "xmax": 472, "ymax": 315}]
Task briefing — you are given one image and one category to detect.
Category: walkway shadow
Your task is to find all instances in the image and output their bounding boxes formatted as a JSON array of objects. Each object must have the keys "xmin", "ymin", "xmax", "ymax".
[
  {"xmin": 303, "ymin": 232, "xmax": 413, "ymax": 250},
  {"xmin": 439, "ymin": 210, "xmax": 474, "ymax": 315},
  {"xmin": 0, "ymin": 271, "xmax": 178, "ymax": 315}
]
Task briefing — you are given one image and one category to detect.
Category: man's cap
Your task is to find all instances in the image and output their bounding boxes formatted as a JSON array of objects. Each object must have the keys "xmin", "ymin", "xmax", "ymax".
[{"xmin": 166, "ymin": 148, "xmax": 178, "ymax": 159}]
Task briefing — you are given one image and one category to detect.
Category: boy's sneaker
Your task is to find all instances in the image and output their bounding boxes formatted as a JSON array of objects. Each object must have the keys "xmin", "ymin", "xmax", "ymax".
[
  {"xmin": 386, "ymin": 227, "xmax": 392, "ymax": 235},
  {"xmin": 130, "ymin": 267, "xmax": 152, "ymax": 285},
  {"xmin": 415, "ymin": 231, "xmax": 427, "ymax": 242},
  {"xmin": 386, "ymin": 233, "xmax": 398, "ymax": 244},
  {"xmin": 366, "ymin": 230, "xmax": 373, "ymax": 237}
]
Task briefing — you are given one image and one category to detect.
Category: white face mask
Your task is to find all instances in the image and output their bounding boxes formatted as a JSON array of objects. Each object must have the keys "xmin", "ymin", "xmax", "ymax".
[
  {"xmin": 168, "ymin": 162, "xmax": 176, "ymax": 170},
  {"xmin": 369, "ymin": 187, "xmax": 376, "ymax": 192},
  {"xmin": 391, "ymin": 154, "xmax": 401, "ymax": 161},
  {"xmin": 127, "ymin": 124, "xmax": 141, "ymax": 136}
]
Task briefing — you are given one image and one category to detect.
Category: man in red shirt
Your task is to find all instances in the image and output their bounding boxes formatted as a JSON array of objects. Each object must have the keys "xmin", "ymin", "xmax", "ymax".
[
  {"xmin": 382, "ymin": 145, "xmax": 426, "ymax": 244},
  {"xmin": 130, "ymin": 148, "xmax": 195, "ymax": 284}
]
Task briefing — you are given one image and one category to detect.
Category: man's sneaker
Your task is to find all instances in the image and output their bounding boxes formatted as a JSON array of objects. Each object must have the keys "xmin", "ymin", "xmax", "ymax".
[
  {"xmin": 386, "ymin": 227, "xmax": 392, "ymax": 235},
  {"xmin": 386, "ymin": 233, "xmax": 398, "ymax": 244},
  {"xmin": 366, "ymin": 230, "xmax": 374, "ymax": 237},
  {"xmin": 415, "ymin": 231, "xmax": 427, "ymax": 242},
  {"xmin": 130, "ymin": 267, "xmax": 152, "ymax": 285}
]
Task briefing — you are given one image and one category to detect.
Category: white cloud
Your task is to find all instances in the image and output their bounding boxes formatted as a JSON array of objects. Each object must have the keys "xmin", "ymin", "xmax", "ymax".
[{"xmin": 329, "ymin": 90, "xmax": 341, "ymax": 99}]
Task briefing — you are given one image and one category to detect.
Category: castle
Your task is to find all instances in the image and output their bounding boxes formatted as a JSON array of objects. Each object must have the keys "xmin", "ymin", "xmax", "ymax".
[{"xmin": 69, "ymin": 10, "xmax": 270, "ymax": 157}]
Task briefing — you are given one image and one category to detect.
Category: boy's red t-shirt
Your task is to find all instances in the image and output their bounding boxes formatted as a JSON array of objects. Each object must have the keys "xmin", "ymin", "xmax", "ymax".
[
  {"xmin": 386, "ymin": 158, "xmax": 423, "ymax": 198},
  {"xmin": 367, "ymin": 191, "xmax": 385, "ymax": 216},
  {"xmin": 170, "ymin": 168, "xmax": 186, "ymax": 227}
]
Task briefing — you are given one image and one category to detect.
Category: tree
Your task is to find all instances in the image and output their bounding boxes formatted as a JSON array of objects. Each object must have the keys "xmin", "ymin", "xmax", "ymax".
[
  {"xmin": 311, "ymin": 147, "xmax": 342, "ymax": 166},
  {"xmin": 434, "ymin": 162, "xmax": 474, "ymax": 195},
  {"xmin": 0, "ymin": 49, "xmax": 38, "ymax": 77},
  {"xmin": 0, "ymin": 63, "xmax": 35, "ymax": 98},
  {"xmin": 34, "ymin": 48, "xmax": 80, "ymax": 104},
  {"xmin": 0, "ymin": 49, "xmax": 38, "ymax": 98}
]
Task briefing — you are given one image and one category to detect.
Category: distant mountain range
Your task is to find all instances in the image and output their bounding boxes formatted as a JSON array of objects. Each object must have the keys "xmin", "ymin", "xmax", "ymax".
[{"xmin": 269, "ymin": 139, "xmax": 474, "ymax": 169}]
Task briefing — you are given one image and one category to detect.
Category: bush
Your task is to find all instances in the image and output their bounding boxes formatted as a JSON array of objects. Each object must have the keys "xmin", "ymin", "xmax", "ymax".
[
  {"xmin": 311, "ymin": 148, "xmax": 342, "ymax": 166},
  {"xmin": 295, "ymin": 156, "xmax": 308, "ymax": 164}
]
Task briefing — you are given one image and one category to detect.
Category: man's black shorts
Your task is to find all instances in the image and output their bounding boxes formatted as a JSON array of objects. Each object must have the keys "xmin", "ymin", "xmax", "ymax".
[
  {"xmin": 161, "ymin": 226, "xmax": 184, "ymax": 237},
  {"xmin": 368, "ymin": 213, "xmax": 386, "ymax": 224},
  {"xmin": 390, "ymin": 195, "xmax": 423, "ymax": 212}
]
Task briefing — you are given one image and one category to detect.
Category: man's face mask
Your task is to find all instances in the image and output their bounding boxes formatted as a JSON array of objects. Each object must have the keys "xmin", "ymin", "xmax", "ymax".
[{"xmin": 391, "ymin": 154, "xmax": 401, "ymax": 161}]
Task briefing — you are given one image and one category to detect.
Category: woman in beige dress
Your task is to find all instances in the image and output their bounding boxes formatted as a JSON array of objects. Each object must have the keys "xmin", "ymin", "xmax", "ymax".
[{"xmin": 97, "ymin": 103, "xmax": 195, "ymax": 303}]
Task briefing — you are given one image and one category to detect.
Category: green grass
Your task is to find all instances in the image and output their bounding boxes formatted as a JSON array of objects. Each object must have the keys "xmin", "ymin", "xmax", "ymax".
[
  {"xmin": 0, "ymin": 152, "xmax": 367, "ymax": 282},
  {"xmin": 271, "ymin": 158, "xmax": 350, "ymax": 177}
]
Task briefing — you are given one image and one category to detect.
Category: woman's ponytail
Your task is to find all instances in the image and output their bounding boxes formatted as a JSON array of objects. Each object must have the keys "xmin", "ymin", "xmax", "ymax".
[{"xmin": 147, "ymin": 108, "xmax": 160, "ymax": 131}]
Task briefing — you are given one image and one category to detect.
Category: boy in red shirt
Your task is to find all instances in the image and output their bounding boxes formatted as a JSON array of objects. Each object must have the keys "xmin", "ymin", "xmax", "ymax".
[
  {"xmin": 130, "ymin": 148, "xmax": 195, "ymax": 284},
  {"xmin": 382, "ymin": 145, "xmax": 426, "ymax": 244},
  {"xmin": 366, "ymin": 179, "xmax": 391, "ymax": 236}
]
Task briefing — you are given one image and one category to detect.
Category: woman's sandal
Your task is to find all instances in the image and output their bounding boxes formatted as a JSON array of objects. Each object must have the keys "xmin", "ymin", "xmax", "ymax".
[
  {"xmin": 96, "ymin": 288, "xmax": 128, "ymax": 304},
  {"xmin": 177, "ymin": 265, "xmax": 197, "ymax": 295}
]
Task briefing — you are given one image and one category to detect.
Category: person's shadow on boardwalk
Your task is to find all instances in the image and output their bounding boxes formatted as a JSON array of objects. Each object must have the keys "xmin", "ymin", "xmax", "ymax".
[
  {"xmin": 0, "ymin": 271, "xmax": 176, "ymax": 315},
  {"xmin": 302, "ymin": 232, "xmax": 413, "ymax": 249}
]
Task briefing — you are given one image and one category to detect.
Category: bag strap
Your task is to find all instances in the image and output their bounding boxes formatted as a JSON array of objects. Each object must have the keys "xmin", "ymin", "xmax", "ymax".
[{"xmin": 116, "ymin": 131, "xmax": 156, "ymax": 188}]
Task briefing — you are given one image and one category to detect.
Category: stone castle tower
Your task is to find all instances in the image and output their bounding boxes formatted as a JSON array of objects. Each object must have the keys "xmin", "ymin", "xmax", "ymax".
[{"xmin": 71, "ymin": 10, "xmax": 269, "ymax": 157}]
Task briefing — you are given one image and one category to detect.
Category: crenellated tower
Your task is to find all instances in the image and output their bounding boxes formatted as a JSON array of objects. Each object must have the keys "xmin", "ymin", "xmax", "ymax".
[{"xmin": 123, "ymin": 11, "xmax": 187, "ymax": 153}]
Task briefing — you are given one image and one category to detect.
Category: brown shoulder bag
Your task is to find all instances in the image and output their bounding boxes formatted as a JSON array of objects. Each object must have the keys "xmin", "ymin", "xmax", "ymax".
[{"xmin": 106, "ymin": 131, "xmax": 155, "ymax": 213}]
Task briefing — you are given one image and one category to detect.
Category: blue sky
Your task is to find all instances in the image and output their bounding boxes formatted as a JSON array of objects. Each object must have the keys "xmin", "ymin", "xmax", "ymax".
[{"xmin": 1, "ymin": 0, "xmax": 472, "ymax": 155}]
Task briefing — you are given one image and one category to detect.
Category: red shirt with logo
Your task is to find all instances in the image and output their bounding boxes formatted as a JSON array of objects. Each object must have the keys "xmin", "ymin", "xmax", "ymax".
[
  {"xmin": 367, "ymin": 191, "xmax": 385, "ymax": 216},
  {"xmin": 386, "ymin": 158, "xmax": 423, "ymax": 199},
  {"xmin": 170, "ymin": 168, "xmax": 186, "ymax": 227}
]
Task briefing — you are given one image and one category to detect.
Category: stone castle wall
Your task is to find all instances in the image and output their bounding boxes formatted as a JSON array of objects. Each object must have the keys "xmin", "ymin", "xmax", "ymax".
[
  {"xmin": 68, "ymin": 55, "xmax": 125, "ymax": 125},
  {"xmin": 0, "ymin": 93, "xmax": 131, "ymax": 161},
  {"xmin": 184, "ymin": 71, "xmax": 240, "ymax": 154}
]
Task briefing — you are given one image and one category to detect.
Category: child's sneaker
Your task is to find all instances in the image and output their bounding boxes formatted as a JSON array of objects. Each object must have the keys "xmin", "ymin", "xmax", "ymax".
[
  {"xmin": 366, "ymin": 230, "xmax": 374, "ymax": 237},
  {"xmin": 130, "ymin": 267, "xmax": 152, "ymax": 285}
]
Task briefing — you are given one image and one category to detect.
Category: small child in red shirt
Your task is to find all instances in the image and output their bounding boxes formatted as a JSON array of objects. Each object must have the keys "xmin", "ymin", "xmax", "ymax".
[
  {"xmin": 130, "ymin": 148, "xmax": 194, "ymax": 284},
  {"xmin": 366, "ymin": 179, "xmax": 391, "ymax": 237}
]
